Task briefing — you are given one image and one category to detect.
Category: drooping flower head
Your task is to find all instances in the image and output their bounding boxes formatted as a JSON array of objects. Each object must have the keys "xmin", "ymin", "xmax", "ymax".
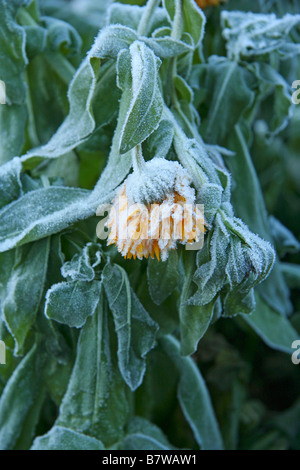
[{"xmin": 106, "ymin": 158, "xmax": 205, "ymax": 261}]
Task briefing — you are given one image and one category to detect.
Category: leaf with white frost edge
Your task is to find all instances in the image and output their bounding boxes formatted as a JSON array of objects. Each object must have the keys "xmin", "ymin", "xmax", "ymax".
[
  {"xmin": 45, "ymin": 280, "xmax": 102, "ymax": 328},
  {"xmin": 103, "ymin": 263, "xmax": 159, "ymax": 391}
]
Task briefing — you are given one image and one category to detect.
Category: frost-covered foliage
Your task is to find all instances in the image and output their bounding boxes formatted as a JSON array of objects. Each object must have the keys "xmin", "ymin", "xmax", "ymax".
[{"xmin": 0, "ymin": 0, "xmax": 299, "ymax": 451}]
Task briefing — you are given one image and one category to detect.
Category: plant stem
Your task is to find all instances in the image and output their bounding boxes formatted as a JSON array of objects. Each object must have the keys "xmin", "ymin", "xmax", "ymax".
[
  {"xmin": 25, "ymin": 70, "xmax": 40, "ymax": 148},
  {"xmin": 137, "ymin": 0, "xmax": 160, "ymax": 36},
  {"xmin": 132, "ymin": 144, "xmax": 146, "ymax": 174},
  {"xmin": 163, "ymin": 105, "xmax": 208, "ymax": 188},
  {"xmin": 171, "ymin": 0, "xmax": 183, "ymax": 40},
  {"xmin": 164, "ymin": 0, "xmax": 183, "ymax": 105}
]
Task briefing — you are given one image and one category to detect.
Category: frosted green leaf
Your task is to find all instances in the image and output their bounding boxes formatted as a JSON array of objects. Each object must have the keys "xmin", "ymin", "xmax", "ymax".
[
  {"xmin": 31, "ymin": 426, "xmax": 105, "ymax": 451},
  {"xmin": 103, "ymin": 263, "xmax": 159, "ymax": 391},
  {"xmin": 0, "ymin": 0, "xmax": 28, "ymax": 105},
  {"xmin": 144, "ymin": 36, "xmax": 193, "ymax": 58},
  {"xmin": 0, "ymin": 105, "xmax": 27, "ymax": 164},
  {"xmin": 248, "ymin": 62, "xmax": 293, "ymax": 136},
  {"xmin": 162, "ymin": 335, "xmax": 223, "ymax": 450},
  {"xmin": 119, "ymin": 41, "xmax": 163, "ymax": 154},
  {"xmin": 43, "ymin": 16, "xmax": 82, "ymax": 55},
  {"xmin": 147, "ymin": 251, "xmax": 179, "ymax": 305},
  {"xmin": 0, "ymin": 158, "xmax": 23, "ymax": 209},
  {"xmin": 179, "ymin": 252, "xmax": 215, "ymax": 356},
  {"xmin": 56, "ymin": 294, "xmax": 129, "ymax": 447},
  {"xmin": 45, "ymin": 279, "xmax": 102, "ymax": 328},
  {"xmin": 0, "ymin": 186, "xmax": 92, "ymax": 253},
  {"xmin": 3, "ymin": 238, "xmax": 50, "ymax": 354},
  {"xmin": 108, "ymin": 3, "xmax": 169, "ymax": 33},
  {"xmin": 269, "ymin": 216, "xmax": 300, "ymax": 257},
  {"xmin": 21, "ymin": 53, "xmax": 97, "ymax": 167},
  {"xmin": 281, "ymin": 263, "xmax": 300, "ymax": 290},
  {"xmin": 227, "ymin": 125, "xmax": 292, "ymax": 315},
  {"xmin": 183, "ymin": 0, "xmax": 206, "ymax": 47},
  {"xmin": 192, "ymin": 56, "xmax": 254, "ymax": 144},
  {"xmin": 90, "ymin": 24, "xmax": 138, "ymax": 59},
  {"xmin": 122, "ymin": 417, "xmax": 174, "ymax": 451},
  {"xmin": 0, "ymin": 341, "xmax": 48, "ymax": 450},
  {"xmin": 189, "ymin": 213, "xmax": 231, "ymax": 306},
  {"xmin": 61, "ymin": 243, "xmax": 102, "ymax": 282},
  {"xmin": 144, "ymin": 119, "xmax": 174, "ymax": 160},
  {"xmin": 221, "ymin": 11, "xmax": 300, "ymax": 60},
  {"xmin": 243, "ymin": 295, "xmax": 299, "ymax": 354}
]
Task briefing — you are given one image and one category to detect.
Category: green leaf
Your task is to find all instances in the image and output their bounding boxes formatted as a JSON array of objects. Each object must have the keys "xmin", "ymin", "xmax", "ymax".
[
  {"xmin": 179, "ymin": 252, "xmax": 215, "ymax": 356},
  {"xmin": 0, "ymin": 105, "xmax": 27, "ymax": 164},
  {"xmin": 269, "ymin": 216, "xmax": 300, "ymax": 257},
  {"xmin": 61, "ymin": 243, "xmax": 102, "ymax": 282},
  {"xmin": 0, "ymin": 0, "xmax": 28, "ymax": 105},
  {"xmin": 119, "ymin": 41, "xmax": 163, "ymax": 154},
  {"xmin": 103, "ymin": 263, "xmax": 159, "ymax": 391},
  {"xmin": 195, "ymin": 56, "xmax": 254, "ymax": 144},
  {"xmin": 56, "ymin": 293, "xmax": 129, "ymax": 447},
  {"xmin": 144, "ymin": 36, "xmax": 193, "ymax": 59},
  {"xmin": 20, "ymin": 48, "xmax": 99, "ymax": 167},
  {"xmin": 108, "ymin": 3, "xmax": 169, "ymax": 33},
  {"xmin": 108, "ymin": 3, "xmax": 144, "ymax": 30},
  {"xmin": 221, "ymin": 214, "xmax": 275, "ymax": 317},
  {"xmin": 108, "ymin": 5, "xmax": 183, "ymax": 55},
  {"xmin": 243, "ymin": 294, "xmax": 299, "ymax": 354},
  {"xmin": 227, "ymin": 125, "xmax": 292, "ymax": 315},
  {"xmin": 281, "ymin": 263, "xmax": 300, "ymax": 290},
  {"xmin": 144, "ymin": 119, "xmax": 174, "ymax": 160},
  {"xmin": 25, "ymin": 53, "xmax": 69, "ymax": 147},
  {"xmin": 0, "ymin": 157, "xmax": 23, "ymax": 209},
  {"xmin": 197, "ymin": 183, "xmax": 223, "ymax": 225},
  {"xmin": 147, "ymin": 251, "xmax": 179, "ymax": 305},
  {"xmin": 0, "ymin": 186, "xmax": 93, "ymax": 252},
  {"xmin": 91, "ymin": 24, "xmax": 138, "ymax": 59},
  {"xmin": 221, "ymin": 11, "xmax": 300, "ymax": 60},
  {"xmin": 23, "ymin": 24, "xmax": 46, "ymax": 59},
  {"xmin": 91, "ymin": 61, "xmax": 121, "ymax": 131},
  {"xmin": 0, "ymin": 250, "xmax": 15, "ymax": 313},
  {"xmin": 43, "ymin": 16, "xmax": 82, "ymax": 56},
  {"xmin": 45, "ymin": 280, "xmax": 101, "ymax": 328},
  {"xmin": 182, "ymin": 0, "xmax": 206, "ymax": 47},
  {"xmin": 3, "ymin": 238, "xmax": 50, "ymax": 354},
  {"xmin": 189, "ymin": 213, "xmax": 230, "ymax": 306},
  {"xmin": 174, "ymin": 75, "xmax": 193, "ymax": 103},
  {"xmin": 0, "ymin": 341, "xmax": 48, "ymax": 450},
  {"xmin": 163, "ymin": 0, "xmax": 176, "ymax": 22},
  {"xmin": 161, "ymin": 335, "xmax": 224, "ymax": 450},
  {"xmin": 122, "ymin": 417, "xmax": 173, "ymax": 451},
  {"xmin": 31, "ymin": 426, "xmax": 105, "ymax": 450},
  {"xmin": 248, "ymin": 62, "xmax": 293, "ymax": 135}
]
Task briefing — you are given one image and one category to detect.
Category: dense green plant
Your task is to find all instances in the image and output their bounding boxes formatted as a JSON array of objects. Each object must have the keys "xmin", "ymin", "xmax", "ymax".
[{"xmin": 0, "ymin": 0, "xmax": 299, "ymax": 450}]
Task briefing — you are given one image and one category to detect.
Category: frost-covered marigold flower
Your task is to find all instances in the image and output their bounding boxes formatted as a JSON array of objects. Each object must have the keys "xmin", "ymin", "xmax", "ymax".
[
  {"xmin": 106, "ymin": 158, "xmax": 205, "ymax": 261},
  {"xmin": 195, "ymin": 0, "xmax": 226, "ymax": 9}
]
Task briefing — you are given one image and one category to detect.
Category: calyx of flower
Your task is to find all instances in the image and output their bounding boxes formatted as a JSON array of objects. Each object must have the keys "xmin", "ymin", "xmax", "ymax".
[{"xmin": 125, "ymin": 157, "xmax": 195, "ymax": 205}]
